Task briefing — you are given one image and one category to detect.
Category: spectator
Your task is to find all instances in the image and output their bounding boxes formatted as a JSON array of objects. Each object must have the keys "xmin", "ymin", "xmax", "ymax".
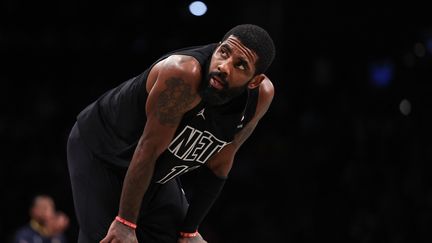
[{"xmin": 13, "ymin": 195, "xmax": 69, "ymax": 243}]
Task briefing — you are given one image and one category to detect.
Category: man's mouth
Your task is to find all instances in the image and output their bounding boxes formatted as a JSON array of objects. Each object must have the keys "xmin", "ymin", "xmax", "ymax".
[{"xmin": 209, "ymin": 76, "xmax": 225, "ymax": 90}]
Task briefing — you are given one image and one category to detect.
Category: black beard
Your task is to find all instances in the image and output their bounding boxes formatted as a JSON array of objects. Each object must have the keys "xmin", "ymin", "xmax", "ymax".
[{"xmin": 199, "ymin": 72, "xmax": 247, "ymax": 105}]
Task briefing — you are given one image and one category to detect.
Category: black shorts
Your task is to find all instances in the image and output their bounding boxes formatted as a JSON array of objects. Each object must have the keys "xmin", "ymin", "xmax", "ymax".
[{"xmin": 66, "ymin": 122, "xmax": 189, "ymax": 243}]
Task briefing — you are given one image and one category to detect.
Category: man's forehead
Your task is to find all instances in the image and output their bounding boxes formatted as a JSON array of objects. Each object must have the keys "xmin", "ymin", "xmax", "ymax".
[{"xmin": 223, "ymin": 36, "xmax": 258, "ymax": 63}]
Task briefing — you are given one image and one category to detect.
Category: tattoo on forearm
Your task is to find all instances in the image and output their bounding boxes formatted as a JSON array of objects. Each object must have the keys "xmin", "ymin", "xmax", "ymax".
[{"xmin": 157, "ymin": 77, "xmax": 195, "ymax": 126}]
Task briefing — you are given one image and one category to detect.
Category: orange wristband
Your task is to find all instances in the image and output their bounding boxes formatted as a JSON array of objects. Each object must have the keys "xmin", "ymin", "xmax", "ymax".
[
  {"xmin": 115, "ymin": 216, "xmax": 137, "ymax": 230},
  {"xmin": 179, "ymin": 231, "xmax": 198, "ymax": 238}
]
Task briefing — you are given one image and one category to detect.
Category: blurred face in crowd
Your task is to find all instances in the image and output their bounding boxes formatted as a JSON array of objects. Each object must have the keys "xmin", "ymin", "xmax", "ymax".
[{"xmin": 31, "ymin": 196, "xmax": 55, "ymax": 225}]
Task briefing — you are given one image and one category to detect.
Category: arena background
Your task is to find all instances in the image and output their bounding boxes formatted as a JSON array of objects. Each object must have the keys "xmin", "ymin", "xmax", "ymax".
[{"xmin": 1, "ymin": 0, "xmax": 431, "ymax": 242}]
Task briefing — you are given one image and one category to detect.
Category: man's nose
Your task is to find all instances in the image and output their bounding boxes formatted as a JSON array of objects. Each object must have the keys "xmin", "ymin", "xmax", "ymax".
[{"xmin": 217, "ymin": 60, "xmax": 231, "ymax": 76}]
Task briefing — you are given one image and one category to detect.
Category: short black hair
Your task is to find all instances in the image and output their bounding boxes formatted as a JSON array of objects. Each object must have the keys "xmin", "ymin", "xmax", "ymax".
[{"xmin": 222, "ymin": 24, "xmax": 276, "ymax": 74}]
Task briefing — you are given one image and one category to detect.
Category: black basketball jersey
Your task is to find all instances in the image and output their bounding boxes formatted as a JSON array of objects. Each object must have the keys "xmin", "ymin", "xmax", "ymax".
[{"xmin": 76, "ymin": 43, "xmax": 259, "ymax": 184}]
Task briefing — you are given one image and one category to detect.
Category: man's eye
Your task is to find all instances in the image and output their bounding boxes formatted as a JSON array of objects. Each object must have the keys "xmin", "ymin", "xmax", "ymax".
[{"xmin": 237, "ymin": 63, "xmax": 247, "ymax": 70}]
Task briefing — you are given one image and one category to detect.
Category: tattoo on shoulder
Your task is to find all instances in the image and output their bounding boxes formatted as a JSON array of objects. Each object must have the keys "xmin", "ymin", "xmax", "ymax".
[{"xmin": 156, "ymin": 77, "xmax": 195, "ymax": 126}]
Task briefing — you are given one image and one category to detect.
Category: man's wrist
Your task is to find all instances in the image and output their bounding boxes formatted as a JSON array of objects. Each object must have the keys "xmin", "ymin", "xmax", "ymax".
[
  {"xmin": 179, "ymin": 230, "xmax": 198, "ymax": 238},
  {"xmin": 115, "ymin": 216, "xmax": 137, "ymax": 230}
]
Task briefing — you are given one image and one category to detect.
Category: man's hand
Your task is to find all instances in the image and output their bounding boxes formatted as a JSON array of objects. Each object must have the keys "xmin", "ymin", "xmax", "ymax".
[
  {"xmin": 100, "ymin": 220, "xmax": 138, "ymax": 243},
  {"xmin": 178, "ymin": 232, "xmax": 208, "ymax": 243}
]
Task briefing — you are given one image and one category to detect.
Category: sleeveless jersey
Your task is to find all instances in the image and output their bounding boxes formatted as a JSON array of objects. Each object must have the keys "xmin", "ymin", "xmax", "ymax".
[{"xmin": 76, "ymin": 43, "xmax": 259, "ymax": 184}]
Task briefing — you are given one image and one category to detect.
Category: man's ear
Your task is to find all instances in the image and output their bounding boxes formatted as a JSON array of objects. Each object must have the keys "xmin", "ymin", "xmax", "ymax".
[{"xmin": 248, "ymin": 74, "xmax": 266, "ymax": 89}]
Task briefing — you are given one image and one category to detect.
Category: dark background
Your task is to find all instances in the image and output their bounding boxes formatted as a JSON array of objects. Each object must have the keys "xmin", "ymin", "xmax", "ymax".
[{"xmin": 1, "ymin": 0, "xmax": 432, "ymax": 242}]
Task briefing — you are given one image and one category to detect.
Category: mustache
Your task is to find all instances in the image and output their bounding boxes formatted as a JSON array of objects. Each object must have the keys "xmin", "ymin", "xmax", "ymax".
[{"xmin": 208, "ymin": 72, "xmax": 228, "ymax": 88}]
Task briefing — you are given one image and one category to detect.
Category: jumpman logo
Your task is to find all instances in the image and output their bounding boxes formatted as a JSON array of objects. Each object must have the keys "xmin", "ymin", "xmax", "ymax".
[{"xmin": 197, "ymin": 108, "xmax": 205, "ymax": 120}]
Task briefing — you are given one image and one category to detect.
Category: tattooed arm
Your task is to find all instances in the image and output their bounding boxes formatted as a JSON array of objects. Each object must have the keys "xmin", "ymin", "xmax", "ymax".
[{"xmin": 101, "ymin": 55, "xmax": 202, "ymax": 243}]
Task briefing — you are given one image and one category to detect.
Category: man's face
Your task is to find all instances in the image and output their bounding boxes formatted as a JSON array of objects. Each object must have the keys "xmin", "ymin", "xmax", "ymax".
[
  {"xmin": 202, "ymin": 36, "xmax": 258, "ymax": 105},
  {"xmin": 31, "ymin": 197, "xmax": 55, "ymax": 224}
]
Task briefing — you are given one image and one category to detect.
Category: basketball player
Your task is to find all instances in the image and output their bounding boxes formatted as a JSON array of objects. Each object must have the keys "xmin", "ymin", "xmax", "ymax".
[{"xmin": 66, "ymin": 24, "xmax": 276, "ymax": 243}]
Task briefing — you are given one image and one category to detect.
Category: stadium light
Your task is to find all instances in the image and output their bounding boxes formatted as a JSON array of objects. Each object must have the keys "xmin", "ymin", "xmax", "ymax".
[{"xmin": 189, "ymin": 1, "xmax": 207, "ymax": 16}]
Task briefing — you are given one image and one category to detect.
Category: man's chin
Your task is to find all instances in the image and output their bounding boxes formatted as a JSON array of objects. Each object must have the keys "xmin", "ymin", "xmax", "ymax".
[
  {"xmin": 200, "ymin": 84, "xmax": 247, "ymax": 106},
  {"xmin": 201, "ymin": 94, "xmax": 228, "ymax": 106},
  {"xmin": 200, "ymin": 88, "xmax": 229, "ymax": 106}
]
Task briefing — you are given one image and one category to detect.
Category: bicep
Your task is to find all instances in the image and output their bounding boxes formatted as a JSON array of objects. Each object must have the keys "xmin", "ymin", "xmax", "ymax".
[
  {"xmin": 139, "ymin": 65, "xmax": 200, "ymax": 156},
  {"xmin": 148, "ymin": 76, "xmax": 196, "ymax": 126}
]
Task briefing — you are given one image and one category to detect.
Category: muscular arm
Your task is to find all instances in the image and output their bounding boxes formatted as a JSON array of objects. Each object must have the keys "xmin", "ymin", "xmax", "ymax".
[
  {"xmin": 118, "ymin": 56, "xmax": 202, "ymax": 223},
  {"xmin": 119, "ymin": 77, "xmax": 197, "ymax": 221}
]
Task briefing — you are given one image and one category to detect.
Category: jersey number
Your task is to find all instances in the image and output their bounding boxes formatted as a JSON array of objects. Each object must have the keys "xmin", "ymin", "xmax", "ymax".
[{"xmin": 156, "ymin": 165, "xmax": 200, "ymax": 184}]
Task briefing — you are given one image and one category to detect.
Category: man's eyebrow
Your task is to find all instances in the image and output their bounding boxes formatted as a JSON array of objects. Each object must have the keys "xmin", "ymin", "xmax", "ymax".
[
  {"xmin": 221, "ymin": 43, "xmax": 232, "ymax": 52},
  {"xmin": 235, "ymin": 49, "xmax": 251, "ymax": 66},
  {"xmin": 222, "ymin": 41, "xmax": 252, "ymax": 66},
  {"xmin": 239, "ymin": 57, "xmax": 250, "ymax": 66}
]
